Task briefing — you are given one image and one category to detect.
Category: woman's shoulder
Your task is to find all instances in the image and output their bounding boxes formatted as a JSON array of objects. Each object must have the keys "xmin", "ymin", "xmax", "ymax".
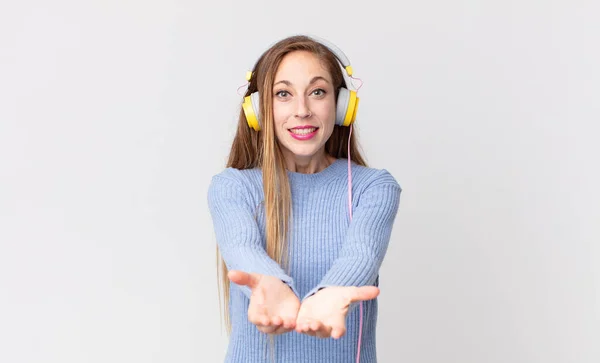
[
  {"xmin": 349, "ymin": 162, "xmax": 402, "ymax": 191},
  {"xmin": 210, "ymin": 166, "xmax": 261, "ymax": 184},
  {"xmin": 208, "ymin": 167, "xmax": 263, "ymax": 201}
]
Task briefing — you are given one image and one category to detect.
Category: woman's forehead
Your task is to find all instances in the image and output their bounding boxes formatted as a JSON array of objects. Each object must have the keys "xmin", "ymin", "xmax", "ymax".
[{"xmin": 274, "ymin": 51, "xmax": 332, "ymax": 84}]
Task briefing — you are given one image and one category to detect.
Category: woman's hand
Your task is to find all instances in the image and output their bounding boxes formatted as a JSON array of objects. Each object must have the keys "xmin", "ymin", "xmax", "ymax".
[
  {"xmin": 295, "ymin": 286, "xmax": 380, "ymax": 339},
  {"xmin": 228, "ymin": 270, "xmax": 300, "ymax": 335}
]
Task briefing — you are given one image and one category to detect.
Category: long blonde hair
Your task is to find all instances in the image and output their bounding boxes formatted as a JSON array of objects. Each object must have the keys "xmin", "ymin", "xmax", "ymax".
[{"xmin": 217, "ymin": 35, "xmax": 368, "ymax": 334}]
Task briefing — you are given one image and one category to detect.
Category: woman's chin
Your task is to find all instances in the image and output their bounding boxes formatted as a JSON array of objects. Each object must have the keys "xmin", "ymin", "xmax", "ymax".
[{"xmin": 283, "ymin": 146, "xmax": 325, "ymax": 160}]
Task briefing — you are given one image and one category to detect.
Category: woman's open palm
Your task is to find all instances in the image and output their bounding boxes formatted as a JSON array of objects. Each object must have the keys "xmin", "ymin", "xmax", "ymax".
[
  {"xmin": 295, "ymin": 286, "xmax": 380, "ymax": 339},
  {"xmin": 228, "ymin": 270, "xmax": 300, "ymax": 335}
]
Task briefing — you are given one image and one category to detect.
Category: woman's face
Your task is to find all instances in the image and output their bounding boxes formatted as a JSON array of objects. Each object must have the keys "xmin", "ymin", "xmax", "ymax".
[{"xmin": 271, "ymin": 50, "xmax": 336, "ymax": 163}]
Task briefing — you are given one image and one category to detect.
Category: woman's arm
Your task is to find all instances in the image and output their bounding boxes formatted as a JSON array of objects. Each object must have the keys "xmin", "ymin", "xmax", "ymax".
[
  {"xmin": 302, "ymin": 170, "xmax": 402, "ymax": 301},
  {"xmin": 208, "ymin": 174, "xmax": 299, "ymax": 299}
]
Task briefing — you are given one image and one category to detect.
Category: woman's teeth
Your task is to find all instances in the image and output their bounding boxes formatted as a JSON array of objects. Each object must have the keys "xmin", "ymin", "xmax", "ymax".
[{"xmin": 290, "ymin": 128, "xmax": 316, "ymax": 135}]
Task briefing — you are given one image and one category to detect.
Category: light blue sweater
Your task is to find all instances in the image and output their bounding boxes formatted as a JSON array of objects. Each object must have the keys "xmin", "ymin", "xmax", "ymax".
[{"xmin": 207, "ymin": 158, "xmax": 401, "ymax": 363}]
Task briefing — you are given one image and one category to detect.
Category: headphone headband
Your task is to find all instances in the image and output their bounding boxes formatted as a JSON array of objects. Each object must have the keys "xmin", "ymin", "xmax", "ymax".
[
  {"xmin": 305, "ymin": 35, "xmax": 353, "ymax": 76},
  {"xmin": 246, "ymin": 35, "xmax": 354, "ymax": 81}
]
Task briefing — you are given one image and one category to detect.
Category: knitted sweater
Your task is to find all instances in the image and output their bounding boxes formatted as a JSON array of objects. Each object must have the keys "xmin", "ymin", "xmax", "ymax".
[{"xmin": 207, "ymin": 158, "xmax": 401, "ymax": 363}]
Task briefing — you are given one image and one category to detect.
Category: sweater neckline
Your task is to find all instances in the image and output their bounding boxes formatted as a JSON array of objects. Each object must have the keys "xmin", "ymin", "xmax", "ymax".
[{"xmin": 286, "ymin": 158, "xmax": 347, "ymax": 186}]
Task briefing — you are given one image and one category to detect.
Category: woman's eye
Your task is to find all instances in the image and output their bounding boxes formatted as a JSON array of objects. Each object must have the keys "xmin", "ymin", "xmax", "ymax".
[
  {"xmin": 275, "ymin": 90, "xmax": 290, "ymax": 97},
  {"xmin": 312, "ymin": 89, "xmax": 326, "ymax": 96}
]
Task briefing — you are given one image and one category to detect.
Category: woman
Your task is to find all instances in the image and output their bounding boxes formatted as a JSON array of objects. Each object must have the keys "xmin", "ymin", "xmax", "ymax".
[{"xmin": 207, "ymin": 34, "xmax": 401, "ymax": 363}]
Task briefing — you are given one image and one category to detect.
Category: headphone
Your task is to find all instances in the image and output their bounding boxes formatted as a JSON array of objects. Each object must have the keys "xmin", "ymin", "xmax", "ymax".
[{"xmin": 242, "ymin": 36, "xmax": 360, "ymax": 131}]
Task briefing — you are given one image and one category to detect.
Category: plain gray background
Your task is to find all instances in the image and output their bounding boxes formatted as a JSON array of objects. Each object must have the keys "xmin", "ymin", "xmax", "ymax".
[{"xmin": 1, "ymin": 1, "xmax": 599, "ymax": 362}]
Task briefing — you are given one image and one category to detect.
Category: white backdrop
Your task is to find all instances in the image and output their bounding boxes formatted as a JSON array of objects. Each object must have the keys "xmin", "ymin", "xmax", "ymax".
[{"xmin": 1, "ymin": 1, "xmax": 598, "ymax": 362}]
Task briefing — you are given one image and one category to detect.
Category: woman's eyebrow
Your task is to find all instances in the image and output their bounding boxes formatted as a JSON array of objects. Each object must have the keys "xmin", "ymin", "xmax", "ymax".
[{"xmin": 274, "ymin": 76, "xmax": 330, "ymax": 87}]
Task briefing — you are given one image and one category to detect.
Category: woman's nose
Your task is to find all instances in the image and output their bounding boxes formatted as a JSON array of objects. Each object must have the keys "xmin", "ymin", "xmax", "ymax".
[
  {"xmin": 295, "ymin": 110, "xmax": 312, "ymax": 118},
  {"xmin": 294, "ymin": 98, "xmax": 312, "ymax": 118}
]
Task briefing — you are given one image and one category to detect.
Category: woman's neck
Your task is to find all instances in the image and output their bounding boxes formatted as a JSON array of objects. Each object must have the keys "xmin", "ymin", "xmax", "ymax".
[{"xmin": 282, "ymin": 150, "xmax": 336, "ymax": 174}]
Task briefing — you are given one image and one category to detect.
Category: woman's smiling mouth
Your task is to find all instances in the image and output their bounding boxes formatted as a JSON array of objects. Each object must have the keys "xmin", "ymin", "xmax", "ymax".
[{"xmin": 288, "ymin": 126, "xmax": 319, "ymax": 140}]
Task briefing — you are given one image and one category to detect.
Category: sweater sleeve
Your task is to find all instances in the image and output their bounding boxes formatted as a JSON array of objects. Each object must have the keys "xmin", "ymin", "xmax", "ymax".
[
  {"xmin": 207, "ymin": 174, "xmax": 299, "ymax": 298},
  {"xmin": 301, "ymin": 170, "xmax": 401, "ymax": 301}
]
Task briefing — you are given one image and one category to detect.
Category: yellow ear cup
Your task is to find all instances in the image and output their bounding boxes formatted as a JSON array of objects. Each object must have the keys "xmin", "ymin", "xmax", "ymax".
[
  {"xmin": 243, "ymin": 95, "xmax": 260, "ymax": 131},
  {"xmin": 342, "ymin": 91, "xmax": 358, "ymax": 126},
  {"xmin": 350, "ymin": 96, "xmax": 359, "ymax": 124}
]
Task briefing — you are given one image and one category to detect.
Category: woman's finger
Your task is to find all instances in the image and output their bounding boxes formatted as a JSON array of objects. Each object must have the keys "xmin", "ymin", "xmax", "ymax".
[
  {"xmin": 307, "ymin": 320, "xmax": 325, "ymax": 338},
  {"xmin": 248, "ymin": 312, "xmax": 269, "ymax": 327},
  {"xmin": 349, "ymin": 286, "xmax": 380, "ymax": 303},
  {"xmin": 300, "ymin": 324, "xmax": 315, "ymax": 336},
  {"xmin": 254, "ymin": 316, "xmax": 277, "ymax": 334},
  {"xmin": 257, "ymin": 324, "xmax": 278, "ymax": 334},
  {"xmin": 282, "ymin": 316, "xmax": 296, "ymax": 330},
  {"xmin": 328, "ymin": 314, "xmax": 347, "ymax": 339},
  {"xmin": 266, "ymin": 316, "xmax": 284, "ymax": 334},
  {"xmin": 331, "ymin": 325, "xmax": 346, "ymax": 339},
  {"xmin": 271, "ymin": 325, "xmax": 292, "ymax": 335},
  {"xmin": 303, "ymin": 329, "xmax": 317, "ymax": 337},
  {"xmin": 315, "ymin": 324, "xmax": 332, "ymax": 339},
  {"xmin": 260, "ymin": 316, "xmax": 271, "ymax": 326},
  {"xmin": 295, "ymin": 318, "xmax": 310, "ymax": 333},
  {"xmin": 271, "ymin": 316, "xmax": 283, "ymax": 326}
]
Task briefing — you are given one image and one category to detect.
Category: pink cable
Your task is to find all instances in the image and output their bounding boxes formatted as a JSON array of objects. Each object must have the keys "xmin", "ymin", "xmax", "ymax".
[
  {"xmin": 350, "ymin": 75, "xmax": 364, "ymax": 92},
  {"xmin": 237, "ymin": 82, "xmax": 248, "ymax": 96},
  {"xmin": 348, "ymin": 125, "xmax": 354, "ymax": 221},
  {"xmin": 347, "ymin": 124, "xmax": 363, "ymax": 363}
]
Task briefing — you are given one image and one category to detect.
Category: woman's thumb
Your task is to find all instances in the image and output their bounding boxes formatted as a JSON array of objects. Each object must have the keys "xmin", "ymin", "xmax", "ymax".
[
  {"xmin": 350, "ymin": 286, "xmax": 380, "ymax": 302},
  {"xmin": 228, "ymin": 270, "xmax": 261, "ymax": 289}
]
